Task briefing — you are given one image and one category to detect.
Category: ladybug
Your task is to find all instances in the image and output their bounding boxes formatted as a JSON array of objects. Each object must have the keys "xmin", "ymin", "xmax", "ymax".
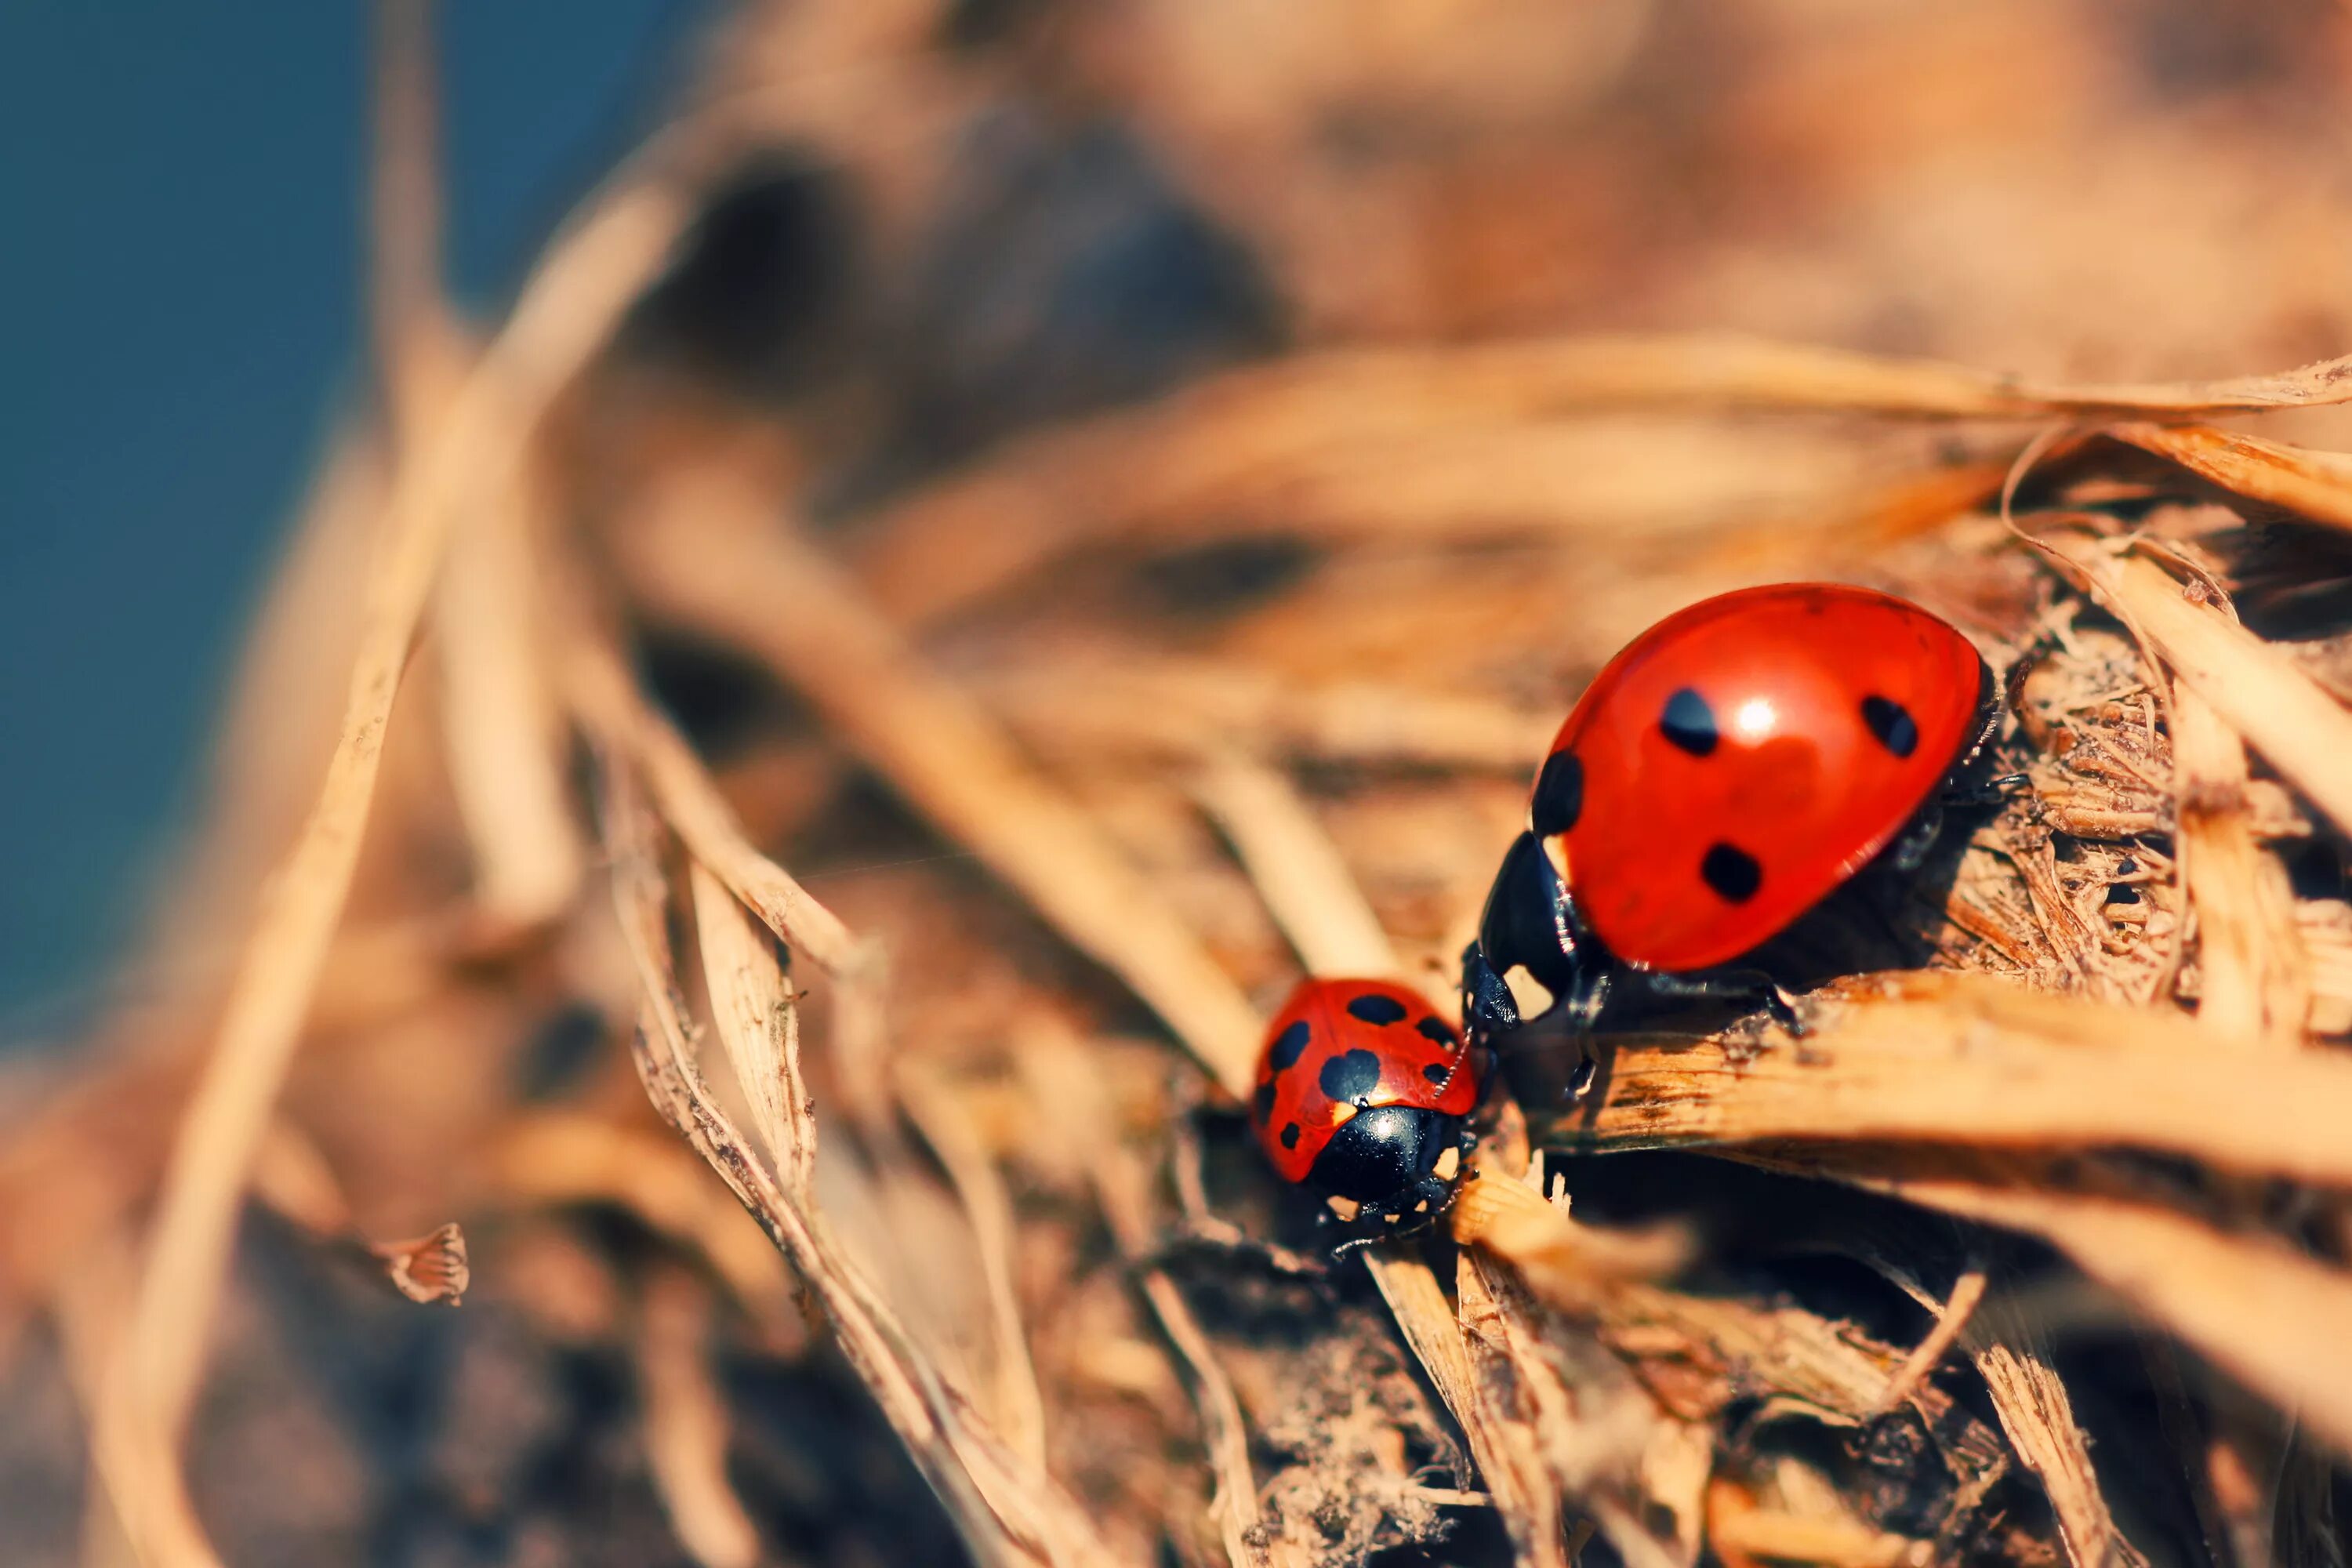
[
  {"xmin": 1250, "ymin": 978, "xmax": 1480, "ymax": 1230},
  {"xmin": 1463, "ymin": 583, "xmax": 1994, "ymax": 1050}
]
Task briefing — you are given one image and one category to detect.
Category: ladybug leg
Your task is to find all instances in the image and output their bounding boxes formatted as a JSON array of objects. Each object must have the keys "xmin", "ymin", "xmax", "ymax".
[
  {"xmin": 1635, "ymin": 967, "xmax": 1805, "ymax": 1036},
  {"xmin": 1888, "ymin": 804, "xmax": 1945, "ymax": 873},
  {"xmin": 1939, "ymin": 771, "xmax": 2031, "ymax": 809},
  {"xmin": 1460, "ymin": 941, "xmax": 1522, "ymax": 1045}
]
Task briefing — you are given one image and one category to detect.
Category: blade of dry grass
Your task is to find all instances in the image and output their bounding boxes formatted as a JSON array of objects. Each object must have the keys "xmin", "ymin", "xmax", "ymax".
[
  {"xmin": 2172, "ymin": 681, "xmax": 2310, "ymax": 1046},
  {"xmin": 490, "ymin": 1113, "xmax": 804, "ymax": 1345},
  {"xmin": 1706, "ymin": 1504, "xmax": 1930, "ymax": 1568},
  {"xmin": 895, "ymin": 1069, "xmax": 1051, "ymax": 1472},
  {"xmin": 368, "ymin": 0, "xmax": 442, "ymax": 419},
  {"xmin": 688, "ymin": 863, "xmax": 815, "ymax": 1196},
  {"xmin": 1836, "ymin": 1157, "xmax": 2352, "ymax": 1460},
  {"xmin": 845, "ymin": 337, "xmax": 2352, "ymax": 630},
  {"xmin": 979, "ymin": 657, "xmax": 1552, "ymax": 774},
  {"xmin": 1193, "ymin": 755, "xmax": 1403, "ymax": 982},
  {"xmin": 2040, "ymin": 530, "xmax": 2352, "ymax": 836},
  {"xmin": 373, "ymin": 0, "xmax": 581, "ymax": 937},
  {"xmin": 1571, "ymin": 971, "xmax": 2352, "ymax": 1186},
  {"xmin": 1049, "ymin": 1025, "xmax": 1285, "ymax": 1568},
  {"xmin": 1450, "ymin": 1249, "xmax": 1574, "ymax": 1568},
  {"xmin": 1865, "ymin": 1248, "xmax": 2144, "ymax": 1568},
  {"xmin": 1866, "ymin": 1262, "xmax": 1986, "ymax": 1417},
  {"xmin": 1367, "ymin": 1254, "xmax": 1573, "ymax": 1568},
  {"xmin": 565, "ymin": 611, "xmax": 862, "ymax": 978},
  {"xmin": 2107, "ymin": 423, "xmax": 2352, "ymax": 535},
  {"xmin": 1966, "ymin": 1295, "xmax": 2147, "ymax": 1568},
  {"xmin": 95, "ymin": 83, "xmax": 693, "ymax": 1568},
  {"xmin": 637, "ymin": 1263, "xmax": 763, "ymax": 1568},
  {"xmin": 433, "ymin": 452, "xmax": 584, "ymax": 935},
  {"xmin": 598, "ymin": 745, "xmax": 1122, "ymax": 1568},
  {"xmin": 615, "ymin": 466, "xmax": 1264, "ymax": 1096}
]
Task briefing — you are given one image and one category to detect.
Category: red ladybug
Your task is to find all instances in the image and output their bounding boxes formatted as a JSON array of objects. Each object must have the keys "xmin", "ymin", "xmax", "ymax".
[
  {"xmin": 1464, "ymin": 583, "xmax": 1992, "ymax": 1048},
  {"xmin": 1250, "ymin": 978, "xmax": 1479, "ymax": 1228}
]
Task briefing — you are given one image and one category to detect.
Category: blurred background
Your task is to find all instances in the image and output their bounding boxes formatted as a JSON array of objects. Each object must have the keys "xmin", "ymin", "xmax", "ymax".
[
  {"xmin": 14, "ymin": 0, "xmax": 2352, "ymax": 1040},
  {"xmin": 13, "ymin": 2, "xmax": 2352, "ymax": 1040},
  {"xmin": 0, "ymin": 3, "xmax": 702, "ymax": 1034}
]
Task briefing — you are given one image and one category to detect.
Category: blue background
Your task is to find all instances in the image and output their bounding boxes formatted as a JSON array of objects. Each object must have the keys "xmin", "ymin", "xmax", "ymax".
[{"xmin": 0, "ymin": 4, "xmax": 700, "ymax": 1034}]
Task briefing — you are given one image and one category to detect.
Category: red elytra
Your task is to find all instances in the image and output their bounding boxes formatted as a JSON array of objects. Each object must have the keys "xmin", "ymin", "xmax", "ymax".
[
  {"xmin": 1532, "ymin": 583, "xmax": 1987, "ymax": 971},
  {"xmin": 1250, "ymin": 978, "xmax": 1477, "ymax": 1217}
]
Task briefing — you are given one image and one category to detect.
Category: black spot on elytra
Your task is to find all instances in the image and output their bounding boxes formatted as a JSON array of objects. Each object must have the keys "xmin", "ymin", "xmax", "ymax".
[
  {"xmin": 1252, "ymin": 1080, "xmax": 1276, "ymax": 1124},
  {"xmin": 1280, "ymin": 1123, "xmax": 1301, "ymax": 1149},
  {"xmin": 1700, "ymin": 842, "xmax": 1762, "ymax": 903},
  {"xmin": 1319, "ymin": 1049, "xmax": 1384, "ymax": 1102},
  {"xmin": 1268, "ymin": 1018, "xmax": 1310, "ymax": 1070},
  {"xmin": 1414, "ymin": 1016, "xmax": 1455, "ymax": 1047},
  {"xmin": 1661, "ymin": 688, "xmax": 1719, "ymax": 756},
  {"xmin": 1345, "ymin": 993, "xmax": 1408, "ymax": 1025},
  {"xmin": 1421, "ymin": 1062, "xmax": 1451, "ymax": 1085},
  {"xmin": 1531, "ymin": 750, "xmax": 1584, "ymax": 837},
  {"xmin": 1860, "ymin": 694, "xmax": 1919, "ymax": 758}
]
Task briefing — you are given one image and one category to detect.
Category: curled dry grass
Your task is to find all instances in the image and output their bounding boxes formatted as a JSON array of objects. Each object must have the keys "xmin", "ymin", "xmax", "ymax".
[{"xmin": 18, "ymin": 2, "xmax": 2352, "ymax": 1565}]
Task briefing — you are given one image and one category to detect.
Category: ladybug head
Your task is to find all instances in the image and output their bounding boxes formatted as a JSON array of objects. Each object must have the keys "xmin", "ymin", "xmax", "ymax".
[
  {"xmin": 1309, "ymin": 1104, "xmax": 1468, "ymax": 1227},
  {"xmin": 1463, "ymin": 830, "xmax": 1595, "ymax": 1050}
]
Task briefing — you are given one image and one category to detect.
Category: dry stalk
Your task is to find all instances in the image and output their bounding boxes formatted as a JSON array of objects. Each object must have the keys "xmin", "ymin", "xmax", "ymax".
[
  {"xmin": 1705, "ymin": 1501, "xmax": 1930, "ymax": 1568},
  {"xmin": 977, "ymin": 657, "xmax": 1553, "ymax": 774},
  {"xmin": 372, "ymin": 0, "xmax": 582, "ymax": 936},
  {"xmin": 433, "ymin": 448, "xmax": 584, "ymax": 935},
  {"xmin": 895, "ymin": 1067, "xmax": 1052, "ymax": 1472},
  {"xmin": 2108, "ymin": 422, "xmax": 2352, "ymax": 535},
  {"xmin": 1367, "ymin": 1254, "xmax": 1572, "ymax": 1568},
  {"xmin": 1965, "ymin": 1297, "xmax": 2147, "ymax": 1568},
  {"xmin": 2039, "ymin": 529, "xmax": 2352, "ymax": 834},
  {"xmin": 1194, "ymin": 754, "xmax": 1708, "ymax": 1567},
  {"xmin": 2172, "ymin": 682, "xmax": 2310, "ymax": 1047},
  {"xmin": 598, "ymin": 746, "xmax": 1122, "ymax": 1568},
  {"xmin": 1450, "ymin": 1251, "xmax": 1573, "ymax": 1568},
  {"xmin": 1575, "ymin": 972, "xmax": 2352, "ymax": 1186},
  {"xmin": 1193, "ymin": 755, "xmax": 1404, "ymax": 983},
  {"xmin": 688, "ymin": 862, "xmax": 816, "ymax": 1196},
  {"xmin": 564, "ymin": 604, "xmax": 862, "ymax": 978},
  {"xmin": 96, "ymin": 114, "xmax": 692, "ymax": 1568},
  {"xmin": 1783, "ymin": 1147, "xmax": 2352, "ymax": 1460},
  {"xmin": 844, "ymin": 337, "xmax": 2352, "ymax": 630},
  {"xmin": 489, "ymin": 1112, "xmax": 803, "ymax": 1342},
  {"xmin": 1864, "ymin": 1263, "xmax": 1986, "ymax": 1418},
  {"xmin": 1044, "ymin": 1024, "xmax": 1287, "ymax": 1568},
  {"xmin": 637, "ymin": 1263, "xmax": 764, "ymax": 1568},
  {"xmin": 1866, "ymin": 1250, "xmax": 2143, "ymax": 1568}
]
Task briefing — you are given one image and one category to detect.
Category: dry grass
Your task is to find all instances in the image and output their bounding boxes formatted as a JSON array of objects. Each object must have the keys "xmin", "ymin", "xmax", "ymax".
[{"xmin": 15, "ymin": 1, "xmax": 2352, "ymax": 1564}]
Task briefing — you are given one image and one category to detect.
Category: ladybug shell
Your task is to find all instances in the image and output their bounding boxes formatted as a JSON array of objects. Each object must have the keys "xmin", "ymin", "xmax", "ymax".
[
  {"xmin": 1535, "ymin": 583, "xmax": 1987, "ymax": 972},
  {"xmin": 1250, "ymin": 978, "xmax": 1477, "ymax": 1185}
]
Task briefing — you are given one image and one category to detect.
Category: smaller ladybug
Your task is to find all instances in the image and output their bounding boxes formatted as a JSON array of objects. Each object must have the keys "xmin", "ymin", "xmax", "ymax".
[
  {"xmin": 1250, "ymin": 978, "xmax": 1480, "ymax": 1232},
  {"xmin": 1464, "ymin": 583, "xmax": 1996, "ymax": 1051}
]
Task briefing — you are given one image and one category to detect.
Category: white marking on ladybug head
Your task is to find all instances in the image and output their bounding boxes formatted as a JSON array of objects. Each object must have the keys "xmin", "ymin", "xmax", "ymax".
[
  {"xmin": 1503, "ymin": 965, "xmax": 1555, "ymax": 1021},
  {"xmin": 1433, "ymin": 1145, "xmax": 1461, "ymax": 1181},
  {"xmin": 1327, "ymin": 1196, "xmax": 1361, "ymax": 1221}
]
